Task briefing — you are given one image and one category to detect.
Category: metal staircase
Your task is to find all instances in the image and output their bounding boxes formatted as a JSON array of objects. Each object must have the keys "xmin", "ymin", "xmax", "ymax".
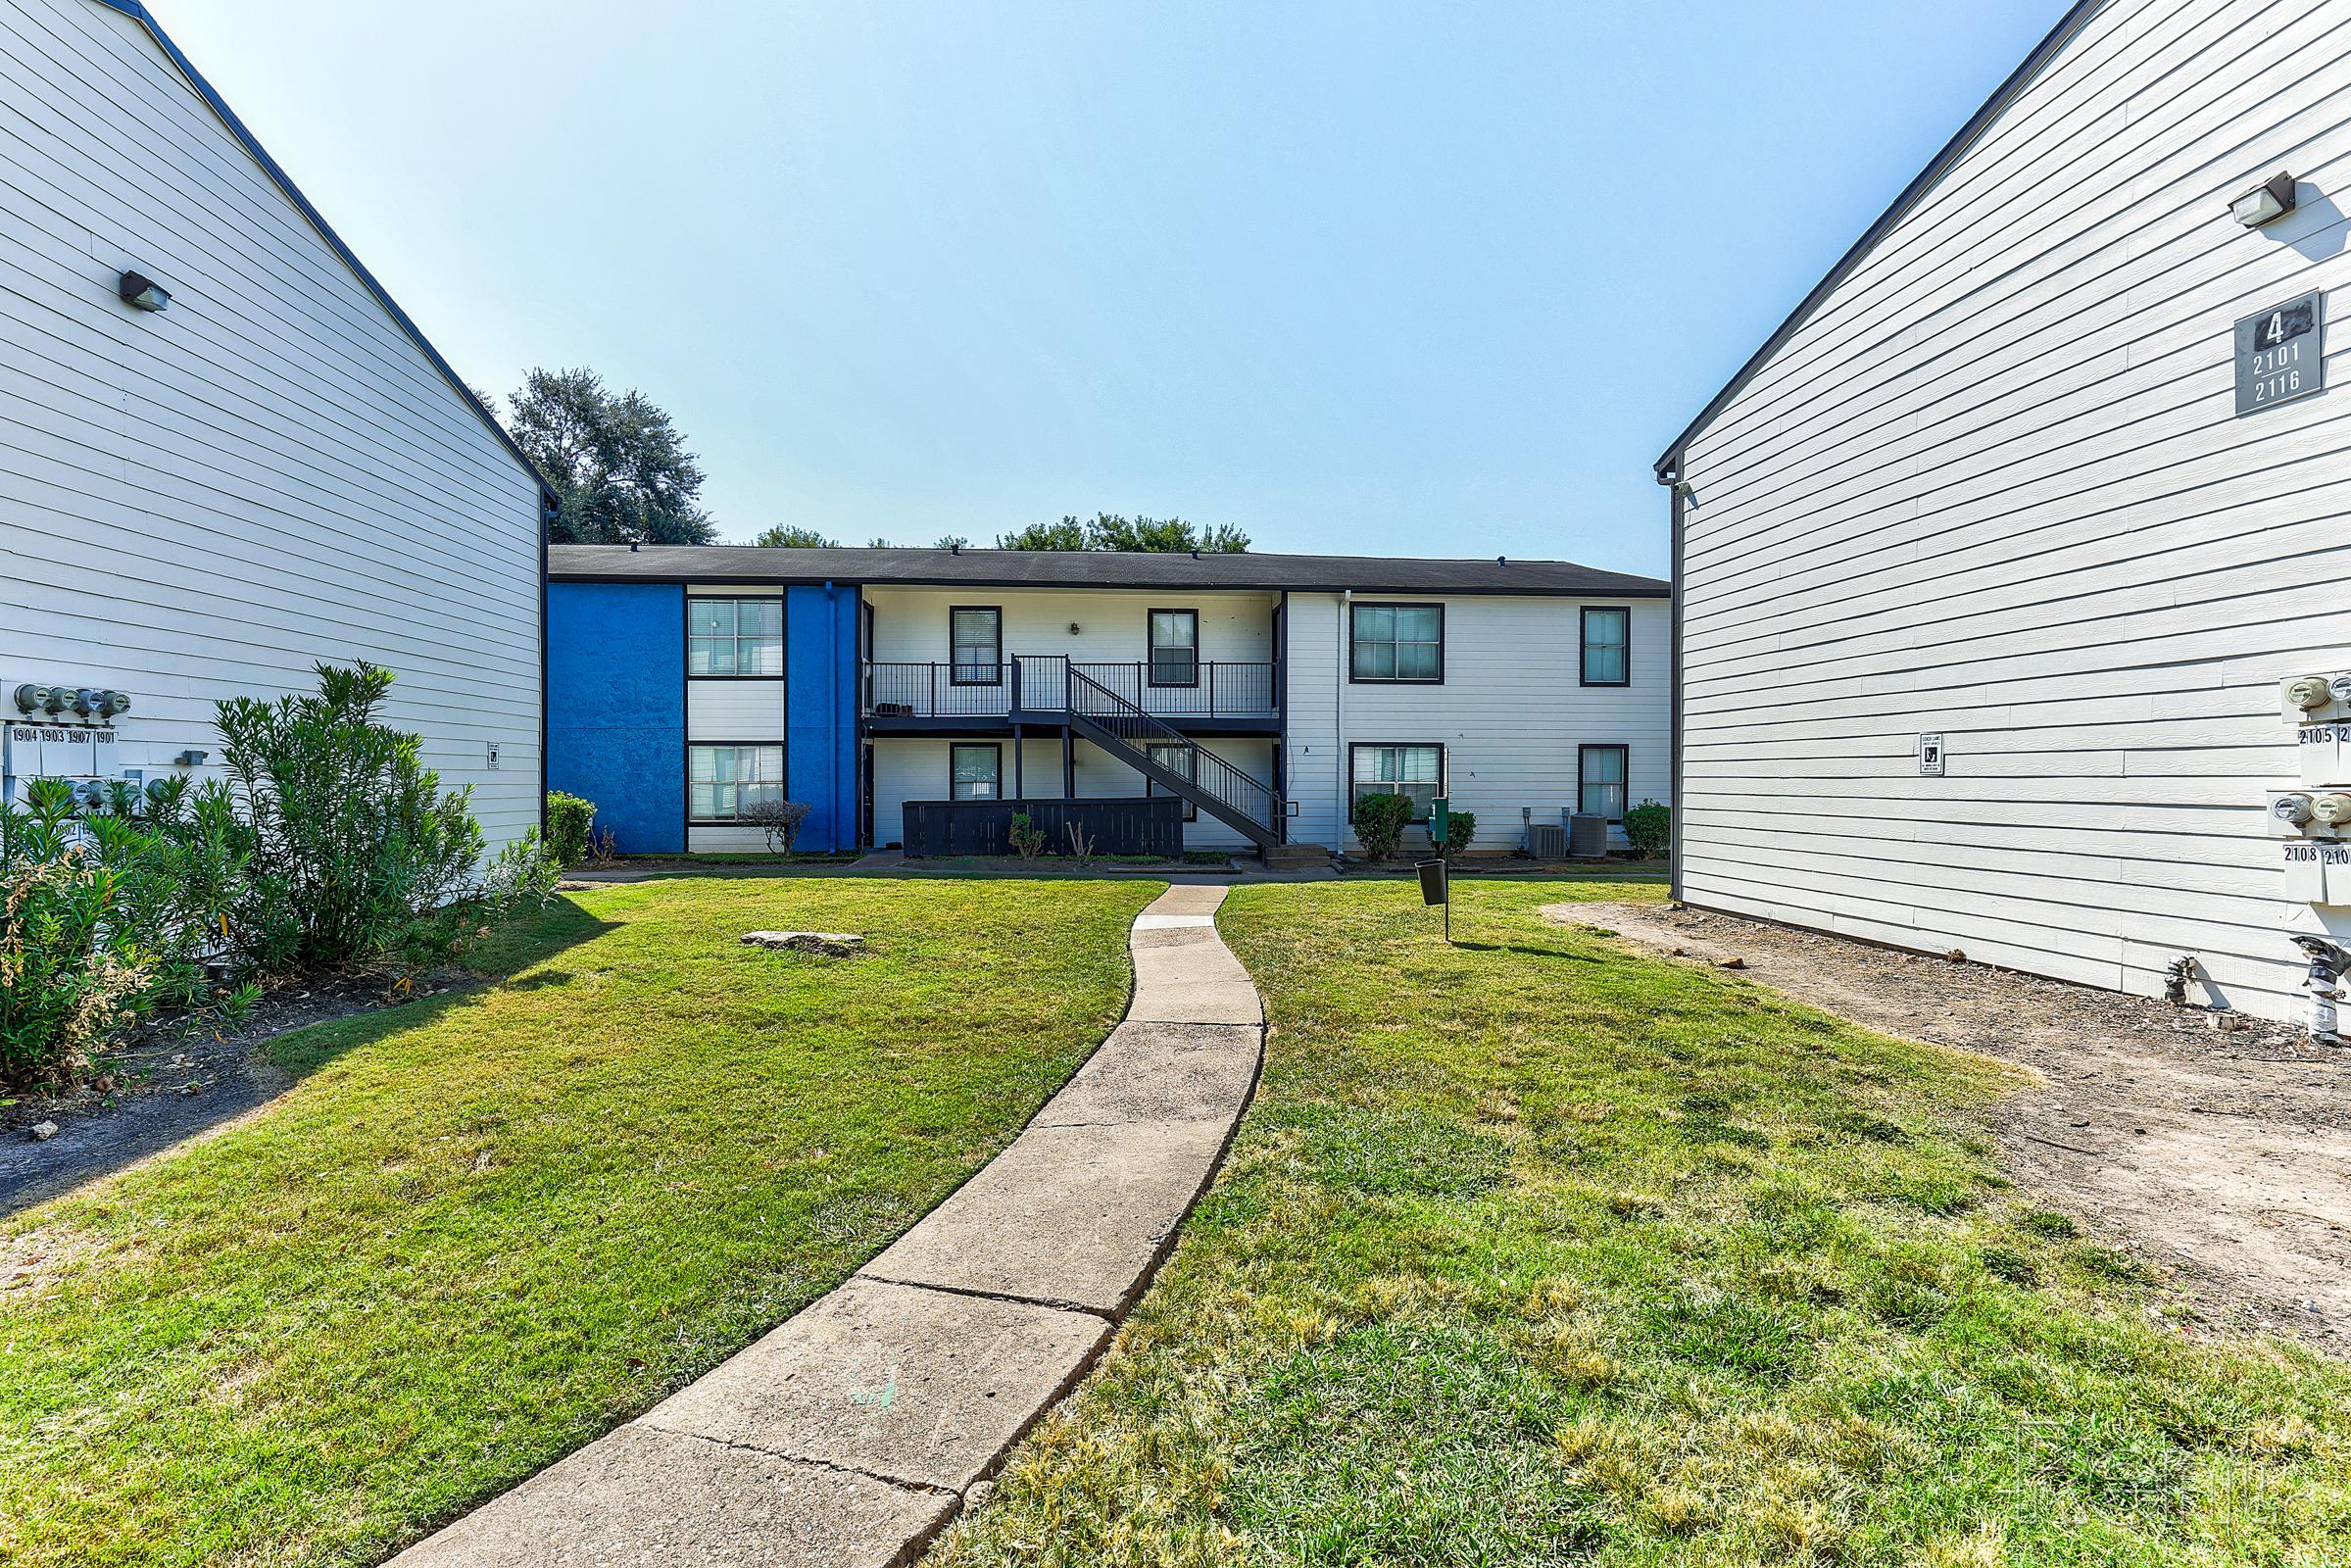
[{"xmin": 1016, "ymin": 658, "xmax": 1284, "ymax": 848}]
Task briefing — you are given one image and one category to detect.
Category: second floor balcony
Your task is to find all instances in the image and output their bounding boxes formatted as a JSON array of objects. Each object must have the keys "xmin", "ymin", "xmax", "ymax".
[{"xmin": 861, "ymin": 656, "xmax": 1277, "ymax": 729}]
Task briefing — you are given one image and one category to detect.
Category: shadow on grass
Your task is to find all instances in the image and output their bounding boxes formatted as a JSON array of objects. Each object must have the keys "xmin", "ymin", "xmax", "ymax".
[
  {"xmin": 1, "ymin": 898, "xmax": 615, "ymax": 1218},
  {"xmin": 1447, "ymin": 939, "xmax": 1605, "ymax": 963}
]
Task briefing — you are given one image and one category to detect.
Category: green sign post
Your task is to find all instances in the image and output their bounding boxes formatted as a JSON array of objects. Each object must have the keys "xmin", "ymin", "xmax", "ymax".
[{"xmin": 1430, "ymin": 796, "xmax": 1449, "ymax": 848}]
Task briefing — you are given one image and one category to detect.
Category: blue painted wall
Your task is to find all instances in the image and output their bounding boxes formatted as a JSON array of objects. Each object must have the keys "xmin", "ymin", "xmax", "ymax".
[
  {"xmin": 547, "ymin": 581, "xmax": 685, "ymax": 854},
  {"xmin": 786, "ymin": 584, "xmax": 861, "ymax": 852}
]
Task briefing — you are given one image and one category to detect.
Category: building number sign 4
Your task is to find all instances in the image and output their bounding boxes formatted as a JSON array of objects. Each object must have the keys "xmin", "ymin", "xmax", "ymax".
[{"xmin": 2235, "ymin": 290, "xmax": 2326, "ymax": 416}]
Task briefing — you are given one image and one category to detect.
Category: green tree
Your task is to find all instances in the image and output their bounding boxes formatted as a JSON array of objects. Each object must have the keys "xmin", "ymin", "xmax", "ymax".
[
  {"xmin": 750, "ymin": 525, "xmax": 839, "ymax": 547},
  {"xmin": 505, "ymin": 368, "xmax": 715, "ymax": 545},
  {"xmin": 997, "ymin": 514, "xmax": 1248, "ymax": 552},
  {"xmin": 933, "ymin": 534, "xmax": 971, "ymax": 550}
]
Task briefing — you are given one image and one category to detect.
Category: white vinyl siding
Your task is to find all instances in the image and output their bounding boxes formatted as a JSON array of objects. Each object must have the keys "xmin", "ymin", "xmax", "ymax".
[
  {"xmin": 1672, "ymin": 0, "xmax": 2351, "ymax": 1021},
  {"xmin": 0, "ymin": 0, "xmax": 542, "ymax": 845},
  {"xmin": 1284, "ymin": 593, "xmax": 1668, "ymax": 852}
]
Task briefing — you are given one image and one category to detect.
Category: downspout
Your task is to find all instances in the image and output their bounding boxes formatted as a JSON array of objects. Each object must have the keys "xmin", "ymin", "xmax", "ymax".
[
  {"xmin": 1660, "ymin": 463, "xmax": 1686, "ymax": 900},
  {"xmin": 1336, "ymin": 588, "xmax": 1350, "ymax": 853}
]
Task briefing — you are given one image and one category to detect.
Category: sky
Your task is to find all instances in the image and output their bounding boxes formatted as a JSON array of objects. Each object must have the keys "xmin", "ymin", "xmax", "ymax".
[{"xmin": 144, "ymin": 0, "xmax": 2069, "ymax": 577}]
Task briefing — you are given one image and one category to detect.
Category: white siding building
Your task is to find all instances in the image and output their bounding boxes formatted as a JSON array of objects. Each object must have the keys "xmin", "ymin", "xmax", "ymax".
[
  {"xmin": 0, "ymin": 0, "xmax": 550, "ymax": 845},
  {"xmin": 547, "ymin": 545, "xmax": 1670, "ymax": 861},
  {"xmin": 1662, "ymin": 0, "xmax": 2351, "ymax": 1022}
]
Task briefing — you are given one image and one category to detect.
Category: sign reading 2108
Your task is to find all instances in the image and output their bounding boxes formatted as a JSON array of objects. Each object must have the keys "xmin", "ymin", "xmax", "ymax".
[{"xmin": 2235, "ymin": 290, "xmax": 2326, "ymax": 416}]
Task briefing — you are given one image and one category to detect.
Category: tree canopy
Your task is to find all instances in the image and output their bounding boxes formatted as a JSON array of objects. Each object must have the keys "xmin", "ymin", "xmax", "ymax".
[
  {"xmin": 749, "ymin": 525, "xmax": 839, "ymax": 547},
  {"xmin": 995, "ymin": 514, "xmax": 1249, "ymax": 553},
  {"xmin": 504, "ymin": 368, "xmax": 715, "ymax": 545}
]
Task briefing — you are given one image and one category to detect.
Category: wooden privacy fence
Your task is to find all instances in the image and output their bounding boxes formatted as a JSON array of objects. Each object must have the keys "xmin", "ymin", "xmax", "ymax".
[{"xmin": 902, "ymin": 797, "xmax": 1186, "ymax": 858}]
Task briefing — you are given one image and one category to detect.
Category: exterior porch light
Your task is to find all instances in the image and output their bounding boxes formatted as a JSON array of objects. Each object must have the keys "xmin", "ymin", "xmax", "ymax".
[
  {"xmin": 2229, "ymin": 172, "xmax": 2296, "ymax": 228},
  {"xmin": 117, "ymin": 270, "xmax": 171, "ymax": 311}
]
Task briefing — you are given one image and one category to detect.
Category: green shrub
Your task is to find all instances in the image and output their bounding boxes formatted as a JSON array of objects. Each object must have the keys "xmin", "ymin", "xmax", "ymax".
[
  {"xmin": 215, "ymin": 662, "xmax": 556, "ymax": 973},
  {"xmin": 1623, "ymin": 800, "xmax": 1672, "ymax": 858},
  {"xmin": 1006, "ymin": 812, "xmax": 1048, "ymax": 860},
  {"xmin": 1440, "ymin": 809, "xmax": 1477, "ymax": 861},
  {"xmin": 1350, "ymin": 793, "xmax": 1413, "ymax": 861},
  {"xmin": 545, "ymin": 791, "xmax": 596, "ymax": 866}
]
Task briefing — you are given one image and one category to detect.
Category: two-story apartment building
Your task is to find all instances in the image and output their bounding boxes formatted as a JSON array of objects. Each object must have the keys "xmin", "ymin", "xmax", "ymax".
[{"xmin": 545, "ymin": 545, "xmax": 1668, "ymax": 859}]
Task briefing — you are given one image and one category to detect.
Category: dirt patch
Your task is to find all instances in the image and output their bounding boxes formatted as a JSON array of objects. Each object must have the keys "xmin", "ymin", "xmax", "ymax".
[
  {"xmin": 1, "ymin": 969, "xmax": 479, "ymax": 1218},
  {"xmin": 1547, "ymin": 901, "xmax": 2351, "ymax": 1354}
]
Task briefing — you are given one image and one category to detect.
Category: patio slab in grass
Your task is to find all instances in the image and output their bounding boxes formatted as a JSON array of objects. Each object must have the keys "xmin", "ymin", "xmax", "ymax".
[
  {"xmin": 858, "ymin": 1117, "xmax": 1234, "ymax": 1314},
  {"xmin": 1032, "ymin": 1020, "xmax": 1261, "ymax": 1127},
  {"xmin": 388, "ymin": 1424, "xmax": 956, "ymax": 1568},
  {"xmin": 639, "ymin": 1278, "xmax": 1109, "ymax": 1493}
]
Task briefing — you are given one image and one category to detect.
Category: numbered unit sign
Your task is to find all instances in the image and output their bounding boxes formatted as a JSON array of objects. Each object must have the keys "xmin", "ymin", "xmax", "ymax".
[
  {"xmin": 2235, "ymin": 291, "xmax": 2327, "ymax": 416},
  {"xmin": 2282, "ymin": 839, "xmax": 2351, "ymax": 906}
]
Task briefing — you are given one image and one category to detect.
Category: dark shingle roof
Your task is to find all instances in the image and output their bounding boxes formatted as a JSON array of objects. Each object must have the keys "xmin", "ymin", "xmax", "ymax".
[{"xmin": 545, "ymin": 544, "xmax": 1668, "ymax": 597}]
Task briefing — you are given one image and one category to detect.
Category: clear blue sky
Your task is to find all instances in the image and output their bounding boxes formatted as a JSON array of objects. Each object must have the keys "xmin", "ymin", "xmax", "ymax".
[{"xmin": 150, "ymin": 0, "xmax": 2067, "ymax": 576}]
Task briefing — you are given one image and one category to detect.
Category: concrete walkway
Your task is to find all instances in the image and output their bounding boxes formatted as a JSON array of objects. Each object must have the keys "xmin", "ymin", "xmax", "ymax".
[{"xmin": 392, "ymin": 882, "xmax": 1261, "ymax": 1567}]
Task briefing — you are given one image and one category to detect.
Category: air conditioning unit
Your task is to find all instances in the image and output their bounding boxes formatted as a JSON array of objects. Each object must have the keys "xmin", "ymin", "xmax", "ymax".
[
  {"xmin": 1528, "ymin": 822, "xmax": 1566, "ymax": 858},
  {"xmin": 1569, "ymin": 813, "xmax": 1611, "ymax": 858}
]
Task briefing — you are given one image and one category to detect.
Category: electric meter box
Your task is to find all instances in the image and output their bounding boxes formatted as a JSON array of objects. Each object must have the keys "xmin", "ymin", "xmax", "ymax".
[
  {"xmin": 2268, "ymin": 790, "xmax": 2349, "ymax": 839},
  {"xmin": 3, "ymin": 722, "xmax": 118, "ymax": 780},
  {"xmin": 2300, "ymin": 720, "xmax": 2351, "ymax": 785},
  {"xmin": 2281, "ymin": 671, "xmax": 2351, "ymax": 725},
  {"xmin": 2281, "ymin": 838, "xmax": 2351, "ymax": 906}
]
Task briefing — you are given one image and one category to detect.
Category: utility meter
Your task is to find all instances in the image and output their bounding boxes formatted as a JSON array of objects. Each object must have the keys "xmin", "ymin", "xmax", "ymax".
[
  {"xmin": 97, "ymin": 690, "xmax": 130, "ymax": 718},
  {"xmin": 12, "ymin": 684, "xmax": 49, "ymax": 714},
  {"xmin": 2317, "ymin": 793, "xmax": 2351, "ymax": 827},
  {"xmin": 2274, "ymin": 793, "xmax": 2316, "ymax": 828},
  {"xmin": 2287, "ymin": 674, "xmax": 2333, "ymax": 710}
]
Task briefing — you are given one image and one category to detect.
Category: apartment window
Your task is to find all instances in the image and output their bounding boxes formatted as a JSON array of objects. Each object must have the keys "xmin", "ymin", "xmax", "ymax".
[
  {"xmin": 950, "ymin": 607, "xmax": 1002, "ymax": 685},
  {"xmin": 688, "ymin": 598, "xmax": 783, "ymax": 677},
  {"xmin": 1146, "ymin": 742, "xmax": 1198, "ymax": 820},
  {"xmin": 1580, "ymin": 607, "xmax": 1630, "ymax": 687},
  {"xmin": 1350, "ymin": 603, "xmax": 1443, "ymax": 683},
  {"xmin": 688, "ymin": 743, "xmax": 784, "ymax": 821},
  {"xmin": 1149, "ymin": 610, "xmax": 1200, "ymax": 687},
  {"xmin": 1579, "ymin": 744, "xmax": 1628, "ymax": 821},
  {"xmin": 1350, "ymin": 743, "xmax": 1443, "ymax": 821},
  {"xmin": 951, "ymin": 743, "xmax": 1002, "ymax": 801}
]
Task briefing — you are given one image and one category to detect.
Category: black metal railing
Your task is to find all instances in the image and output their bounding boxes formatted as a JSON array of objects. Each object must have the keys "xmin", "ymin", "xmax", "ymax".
[
  {"xmin": 860, "ymin": 659, "xmax": 1275, "ymax": 721},
  {"xmin": 1065, "ymin": 664, "xmax": 1282, "ymax": 835},
  {"xmin": 861, "ymin": 662, "xmax": 1013, "ymax": 718},
  {"xmin": 1067, "ymin": 661, "xmax": 1274, "ymax": 718}
]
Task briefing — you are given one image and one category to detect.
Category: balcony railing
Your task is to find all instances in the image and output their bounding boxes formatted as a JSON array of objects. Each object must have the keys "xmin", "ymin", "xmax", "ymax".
[{"xmin": 861, "ymin": 660, "xmax": 1275, "ymax": 720}]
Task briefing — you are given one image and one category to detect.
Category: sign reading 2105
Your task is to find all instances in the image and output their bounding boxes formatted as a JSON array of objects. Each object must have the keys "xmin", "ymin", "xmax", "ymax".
[{"xmin": 2235, "ymin": 290, "xmax": 2327, "ymax": 416}]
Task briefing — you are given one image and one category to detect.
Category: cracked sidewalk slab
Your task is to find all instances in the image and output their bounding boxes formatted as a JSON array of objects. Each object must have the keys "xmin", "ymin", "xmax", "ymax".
[
  {"xmin": 638, "ymin": 1278, "xmax": 1111, "ymax": 1494},
  {"xmin": 389, "ymin": 882, "xmax": 1260, "ymax": 1567}
]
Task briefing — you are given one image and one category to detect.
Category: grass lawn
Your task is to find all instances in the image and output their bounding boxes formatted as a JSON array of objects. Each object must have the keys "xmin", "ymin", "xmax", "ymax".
[
  {"xmin": 934, "ymin": 878, "xmax": 2351, "ymax": 1567},
  {"xmin": 0, "ymin": 874, "xmax": 1156, "ymax": 1568}
]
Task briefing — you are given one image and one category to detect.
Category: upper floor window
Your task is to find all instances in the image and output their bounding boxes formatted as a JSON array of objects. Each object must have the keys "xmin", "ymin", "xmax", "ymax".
[
  {"xmin": 951, "ymin": 607, "xmax": 1002, "ymax": 685},
  {"xmin": 689, "ymin": 743, "xmax": 784, "ymax": 821},
  {"xmin": 1149, "ymin": 610, "xmax": 1200, "ymax": 687},
  {"xmin": 689, "ymin": 598, "xmax": 783, "ymax": 677},
  {"xmin": 1350, "ymin": 603, "xmax": 1443, "ymax": 683},
  {"xmin": 1580, "ymin": 607, "xmax": 1630, "ymax": 687},
  {"xmin": 1350, "ymin": 743, "xmax": 1443, "ymax": 821}
]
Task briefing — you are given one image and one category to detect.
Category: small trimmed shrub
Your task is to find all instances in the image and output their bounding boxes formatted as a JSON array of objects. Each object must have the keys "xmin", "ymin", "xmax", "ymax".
[
  {"xmin": 1350, "ymin": 792, "xmax": 1413, "ymax": 861},
  {"xmin": 1624, "ymin": 800, "xmax": 1672, "ymax": 858},
  {"xmin": 1440, "ymin": 809, "xmax": 1477, "ymax": 861},
  {"xmin": 545, "ymin": 791, "xmax": 596, "ymax": 866},
  {"xmin": 741, "ymin": 797, "xmax": 812, "ymax": 857},
  {"xmin": 1006, "ymin": 812, "xmax": 1048, "ymax": 860}
]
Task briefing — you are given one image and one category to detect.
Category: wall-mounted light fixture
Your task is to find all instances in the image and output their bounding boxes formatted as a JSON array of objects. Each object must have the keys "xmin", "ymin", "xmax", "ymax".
[
  {"xmin": 2229, "ymin": 172, "xmax": 2297, "ymax": 228},
  {"xmin": 175, "ymin": 749, "xmax": 209, "ymax": 767},
  {"xmin": 117, "ymin": 270, "xmax": 171, "ymax": 311},
  {"xmin": 1067, "ymin": 622, "xmax": 1082, "ymax": 635}
]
